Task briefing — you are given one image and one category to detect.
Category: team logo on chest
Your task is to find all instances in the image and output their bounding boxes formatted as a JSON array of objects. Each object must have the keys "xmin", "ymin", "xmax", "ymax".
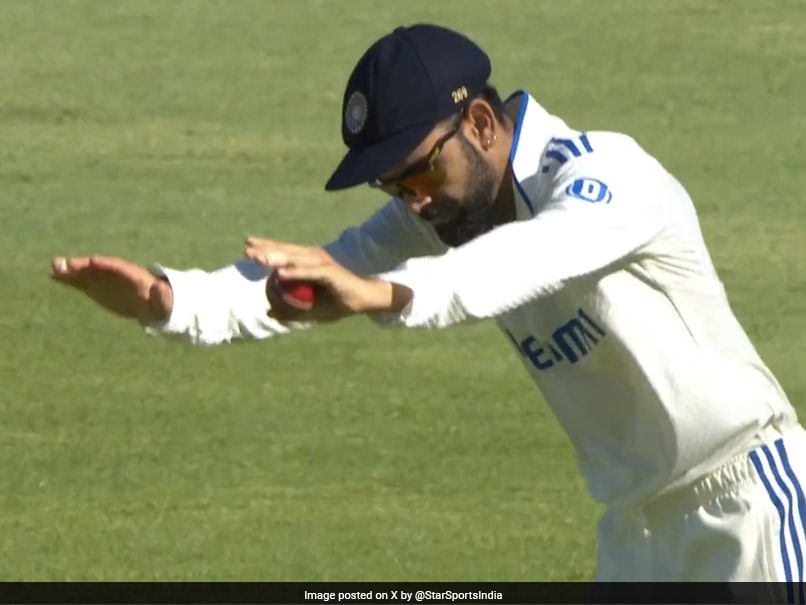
[{"xmin": 344, "ymin": 90, "xmax": 368, "ymax": 134}]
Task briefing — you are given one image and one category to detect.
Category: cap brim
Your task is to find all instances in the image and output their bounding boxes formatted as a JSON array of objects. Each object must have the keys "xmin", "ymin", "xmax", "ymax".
[{"xmin": 324, "ymin": 122, "xmax": 435, "ymax": 191}]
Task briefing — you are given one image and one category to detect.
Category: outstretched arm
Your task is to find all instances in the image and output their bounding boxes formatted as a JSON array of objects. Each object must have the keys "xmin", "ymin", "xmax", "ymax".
[{"xmin": 50, "ymin": 197, "xmax": 443, "ymax": 346}]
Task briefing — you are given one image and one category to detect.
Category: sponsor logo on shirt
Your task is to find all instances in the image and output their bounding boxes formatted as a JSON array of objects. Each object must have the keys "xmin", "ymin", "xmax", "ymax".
[{"xmin": 505, "ymin": 308, "xmax": 606, "ymax": 370}]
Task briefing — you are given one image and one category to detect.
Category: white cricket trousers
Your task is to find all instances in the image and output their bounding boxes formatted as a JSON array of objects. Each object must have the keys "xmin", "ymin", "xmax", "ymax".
[{"xmin": 595, "ymin": 423, "xmax": 806, "ymax": 592}]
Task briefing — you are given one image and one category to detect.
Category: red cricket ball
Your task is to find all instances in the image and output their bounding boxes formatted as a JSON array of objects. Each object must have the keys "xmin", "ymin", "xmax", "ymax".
[{"xmin": 273, "ymin": 275, "xmax": 316, "ymax": 310}]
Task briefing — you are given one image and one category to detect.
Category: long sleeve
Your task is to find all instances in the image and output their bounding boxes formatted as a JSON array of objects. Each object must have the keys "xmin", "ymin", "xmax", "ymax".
[
  {"xmin": 143, "ymin": 259, "xmax": 307, "ymax": 344},
  {"xmin": 372, "ymin": 148, "xmax": 670, "ymax": 329},
  {"xmin": 144, "ymin": 197, "xmax": 443, "ymax": 345}
]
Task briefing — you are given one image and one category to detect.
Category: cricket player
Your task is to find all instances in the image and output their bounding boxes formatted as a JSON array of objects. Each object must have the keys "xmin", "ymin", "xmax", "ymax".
[{"xmin": 51, "ymin": 24, "xmax": 805, "ymax": 593}]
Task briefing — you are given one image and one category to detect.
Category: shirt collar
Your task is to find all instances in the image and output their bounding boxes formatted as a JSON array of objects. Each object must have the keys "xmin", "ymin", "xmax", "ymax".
[{"xmin": 506, "ymin": 90, "xmax": 564, "ymax": 217}]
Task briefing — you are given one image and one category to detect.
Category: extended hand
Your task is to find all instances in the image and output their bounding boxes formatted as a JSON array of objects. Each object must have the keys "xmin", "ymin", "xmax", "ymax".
[
  {"xmin": 50, "ymin": 255, "xmax": 173, "ymax": 323},
  {"xmin": 244, "ymin": 237, "xmax": 411, "ymax": 322}
]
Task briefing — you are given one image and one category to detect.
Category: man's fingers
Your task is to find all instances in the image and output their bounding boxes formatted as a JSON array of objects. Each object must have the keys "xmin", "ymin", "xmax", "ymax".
[
  {"xmin": 50, "ymin": 257, "xmax": 94, "ymax": 290},
  {"xmin": 86, "ymin": 255, "xmax": 121, "ymax": 270},
  {"xmin": 245, "ymin": 236, "xmax": 274, "ymax": 248},
  {"xmin": 246, "ymin": 236, "xmax": 291, "ymax": 251},
  {"xmin": 51, "ymin": 255, "xmax": 125, "ymax": 276},
  {"xmin": 247, "ymin": 247, "xmax": 329, "ymax": 273},
  {"xmin": 50, "ymin": 255, "xmax": 133, "ymax": 289},
  {"xmin": 245, "ymin": 247, "xmax": 288, "ymax": 267},
  {"xmin": 276, "ymin": 265, "xmax": 329, "ymax": 282},
  {"xmin": 245, "ymin": 236, "xmax": 308, "ymax": 250},
  {"xmin": 51, "ymin": 257, "xmax": 69, "ymax": 276},
  {"xmin": 245, "ymin": 237, "xmax": 298, "ymax": 254},
  {"xmin": 245, "ymin": 236, "xmax": 332, "ymax": 260},
  {"xmin": 51, "ymin": 256, "xmax": 90, "ymax": 276}
]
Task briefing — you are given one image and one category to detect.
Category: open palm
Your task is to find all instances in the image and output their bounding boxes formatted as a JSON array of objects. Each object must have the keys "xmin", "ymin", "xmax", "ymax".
[{"xmin": 50, "ymin": 255, "xmax": 171, "ymax": 323}]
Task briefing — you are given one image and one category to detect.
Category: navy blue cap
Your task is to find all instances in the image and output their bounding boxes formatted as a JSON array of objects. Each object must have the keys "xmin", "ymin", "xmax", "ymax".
[{"xmin": 325, "ymin": 24, "xmax": 492, "ymax": 191}]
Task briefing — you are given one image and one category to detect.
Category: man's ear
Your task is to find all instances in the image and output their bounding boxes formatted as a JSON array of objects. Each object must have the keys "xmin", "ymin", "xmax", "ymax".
[{"xmin": 466, "ymin": 98, "xmax": 497, "ymax": 150}]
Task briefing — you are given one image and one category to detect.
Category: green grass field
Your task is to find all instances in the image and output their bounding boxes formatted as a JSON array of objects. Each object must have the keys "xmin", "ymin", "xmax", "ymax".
[{"xmin": 1, "ymin": 0, "xmax": 805, "ymax": 581}]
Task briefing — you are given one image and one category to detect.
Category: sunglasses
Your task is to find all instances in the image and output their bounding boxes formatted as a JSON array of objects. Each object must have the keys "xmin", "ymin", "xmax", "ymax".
[{"xmin": 368, "ymin": 112, "xmax": 464, "ymax": 199}]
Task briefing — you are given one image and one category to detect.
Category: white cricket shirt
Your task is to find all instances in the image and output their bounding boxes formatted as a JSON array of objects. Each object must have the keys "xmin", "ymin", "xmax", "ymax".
[{"xmin": 148, "ymin": 91, "xmax": 797, "ymax": 506}]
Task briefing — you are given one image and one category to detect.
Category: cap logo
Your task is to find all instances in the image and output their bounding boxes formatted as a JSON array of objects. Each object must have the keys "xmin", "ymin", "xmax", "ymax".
[
  {"xmin": 451, "ymin": 86, "xmax": 469, "ymax": 104},
  {"xmin": 344, "ymin": 91, "xmax": 368, "ymax": 134}
]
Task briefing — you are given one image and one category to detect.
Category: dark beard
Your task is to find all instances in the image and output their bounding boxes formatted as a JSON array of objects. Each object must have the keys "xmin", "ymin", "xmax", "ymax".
[
  {"xmin": 433, "ymin": 196, "xmax": 496, "ymax": 247},
  {"xmin": 428, "ymin": 133, "xmax": 499, "ymax": 247}
]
